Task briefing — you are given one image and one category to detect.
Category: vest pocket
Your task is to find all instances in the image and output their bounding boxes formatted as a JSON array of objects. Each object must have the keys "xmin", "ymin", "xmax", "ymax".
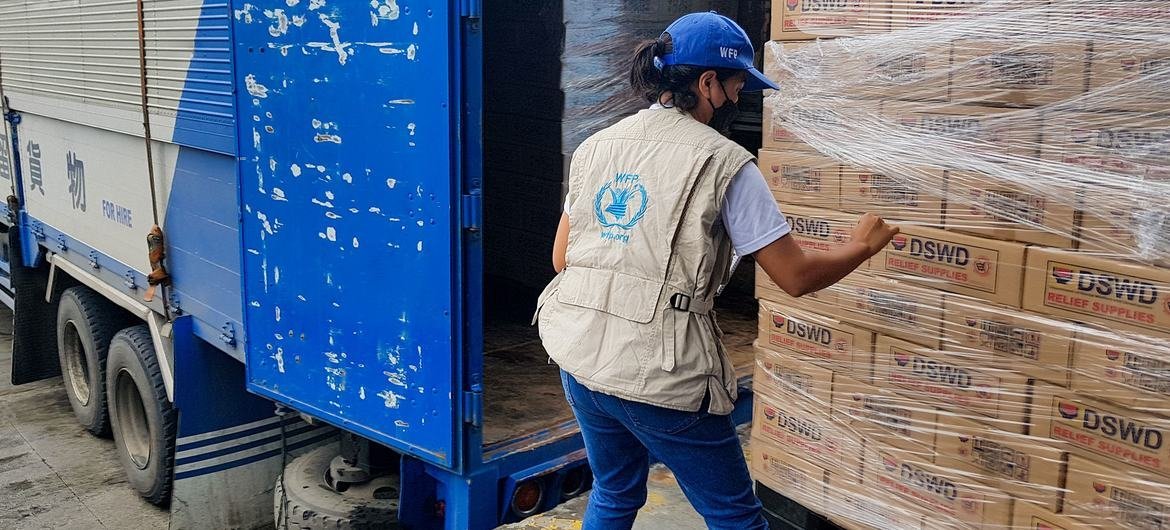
[
  {"xmin": 538, "ymin": 296, "xmax": 657, "ymax": 382},
  {"xmin": 556, "ymin": 267, "xmax": 662, "ymax": 324}
]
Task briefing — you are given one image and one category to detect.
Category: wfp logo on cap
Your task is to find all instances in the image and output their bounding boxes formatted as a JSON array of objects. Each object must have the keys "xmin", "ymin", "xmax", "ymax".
[{"xmin": 594, "ymin": 172, "xmax": 649, "ymax": 231}]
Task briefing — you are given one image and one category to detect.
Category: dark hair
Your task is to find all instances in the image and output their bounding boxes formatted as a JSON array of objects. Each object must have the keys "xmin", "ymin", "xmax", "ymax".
[{"xmin": 629, "ymin": 32, "xmax": 743, "ymax": 112}]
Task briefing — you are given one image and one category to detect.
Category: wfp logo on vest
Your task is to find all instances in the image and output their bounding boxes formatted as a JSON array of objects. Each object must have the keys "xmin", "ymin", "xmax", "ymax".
[{"xmin": 594, "ymin": 172, "xmax": 650, "ymax": 244}]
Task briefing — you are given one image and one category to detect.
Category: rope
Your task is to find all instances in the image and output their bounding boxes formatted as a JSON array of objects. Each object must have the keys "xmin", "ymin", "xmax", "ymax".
[
  {"xmin": 134, "ymin": 0, "xmax": 160, "ymax": 227},
  {"xmin": 134, "ymin": 0, "xmax": 170, "ymax": 309}
]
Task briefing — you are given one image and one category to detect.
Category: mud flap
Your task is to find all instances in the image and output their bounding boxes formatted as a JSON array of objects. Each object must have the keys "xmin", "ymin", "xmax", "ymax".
[
  {"xmin": 169, "ymin": 315, "xmax": 337, "ymax": 530},
  {"xmin": 8, "ymin": 227, "xmax": 73, "ymax": 384}
]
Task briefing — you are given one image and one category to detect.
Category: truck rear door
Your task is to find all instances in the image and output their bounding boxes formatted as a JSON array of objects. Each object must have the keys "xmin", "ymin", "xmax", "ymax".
[{"xmin": 236, "ymin": 1, "xmax": 467, "ymax": 470}]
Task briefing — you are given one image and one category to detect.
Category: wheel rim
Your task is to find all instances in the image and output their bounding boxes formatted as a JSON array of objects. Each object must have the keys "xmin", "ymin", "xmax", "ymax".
[
  {"xmin": 61, "ymin": 320, "xmax": 91, "ymax": 406},
  {"xmin": 115, "ymin": 369, "xmax": 152, "ymax": 470}
]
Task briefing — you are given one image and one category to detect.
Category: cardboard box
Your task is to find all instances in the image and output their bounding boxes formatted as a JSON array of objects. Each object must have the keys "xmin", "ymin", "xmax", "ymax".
[
  {"xmin": 758, "ymin": 149, "xmax": 842, "ymax": 209},
  {"xmin": 933, "ymin": 412, "xmax": 1067, "ymax": 513},
  {"xmin": 1022, "ymin": 247, "xmax": 1170, "ymax": 341},
  {"xmin": 861, "ymin": 444, "xmax": 1014, "ymax": 529},
  {"xmin": 880, "ymin": 102, "xmax": 1042, "ymax": 159},
  {"xmin": 1041, "ymin": 112, "xmax": 1170, "ymax": 260},
  {"xmin": 944, "ymin": 170, "xmax": 1078, "ymax": 248},
  {"xmin": 781, "ymin": 204, "xmax": 862, "ymax": 259},
  {"xmin": 838, "ymin": 165, "xmax": 945, "ymax": 225},
  {"xmin": 757, "ymin": 299, "xmax": 875, "ymax": 380},
  {"xmin": 1064, "ymin": 453, "xmax": 1170, "ymax": 530},
  {"xmin": 889, "ymin": 0, "xmax": 1046, "ymax": 29},
  {"xmin": 750, "ymin": 435, "xmax": 830, "ymax": 511},
  {"xmin": 940, "ymin": 294, "xmax": 1075, "ymax": 386},
  {"xmin": 858, "ymin": 46, "xmax": 951, "ymax": 101},
  {"xmin": 950, "ymin": 40, "xmax": 1089, "ymax": 107},
  {"xmin": 831, "ymin": 374, "xmax": 938, "ymax": 455},
  {"xmin": 836, "ymin": 273, "xmax": 946, "ymax": 349},
  {"xmin": 874, "ymin": 335, "xmax": 1032, "ymax": 434},
  {"xmin": 752, "ymin": 393, "xmax": 866, "ymax": 472},
  {"xmin": 1041, "ymin": 112, "xmax": 1170, "ymax": 180},
  {"xmin": 761, "ymin": 100, "xmax": 812, "ymax": 153},
  {"xmin": 771, "ymin": 0, "xmax": 889, "ymax": 41},
  {"xmin": 872, "ymin": 225, "xmax": 1028, "ymax": 308},
  {"xmin": 1088, "ymin": 43, "xmax": 1170, "ymax": 113},
  {"xmin": 1077, "ymin": 210, "xmax": 1170, "ymax": 265},
  {"xmin": 827, "ymin": 478, "xmax": 926, "ymax": 530},
  {"xmin": 754, "ymin": 345, "xmax": 836, "ymax": 407},
  {"xmin": 1069, "ymin": 330, "xmax": 1170, "ymax": 416},
  {"xmin": 1031, "ymin": 380, "xmax": 1170, "ymax": 479},
  {"xmin": 1012, "ymin": 501, "xmax": 1096, "ymax": 530}
]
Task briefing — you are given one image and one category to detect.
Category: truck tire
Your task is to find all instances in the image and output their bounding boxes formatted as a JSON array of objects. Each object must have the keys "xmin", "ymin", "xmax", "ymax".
[
  {"xmin": 274, "ymin": 446, "xmax": 401, "ymax": 529},
  {"xmin": 56, "ymin": 286, "xmax": 124, "ymax": 437},
  {"xmin": 107, "ymin": 325, "xmax": 176, "ymax": 506}
]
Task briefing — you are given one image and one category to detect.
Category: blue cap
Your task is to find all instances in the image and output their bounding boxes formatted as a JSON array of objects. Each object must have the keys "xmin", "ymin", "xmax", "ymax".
[{"xmin": 659, "ymin": 12, "xmax": 779, "ymax": 92}]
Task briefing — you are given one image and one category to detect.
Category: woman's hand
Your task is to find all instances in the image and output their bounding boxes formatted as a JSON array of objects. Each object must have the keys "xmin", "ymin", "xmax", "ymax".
[{"xmin": 849, "ymin": 213, "xmax": 900, "ymax": 257}]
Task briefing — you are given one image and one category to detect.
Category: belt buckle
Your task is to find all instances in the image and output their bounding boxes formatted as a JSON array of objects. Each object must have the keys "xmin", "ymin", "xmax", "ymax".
[{"xmin": 670, "ymin": 293, "xmax": 691, "ymax": 312}]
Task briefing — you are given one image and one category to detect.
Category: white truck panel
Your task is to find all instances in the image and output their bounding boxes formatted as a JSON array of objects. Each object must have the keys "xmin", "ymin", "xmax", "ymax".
[
  {"xmin": 17, "ymin": 113, "xmax": 176, "ymax": 272},
  {"xmin": 0, "ymin": 0, "xmax": 207, "ymax": 143}
]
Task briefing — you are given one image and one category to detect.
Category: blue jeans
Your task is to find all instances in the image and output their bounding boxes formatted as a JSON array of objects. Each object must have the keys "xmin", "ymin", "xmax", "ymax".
[{"xmin": 561, "ymin": 371, "xmax": 767, "ymax": 530}]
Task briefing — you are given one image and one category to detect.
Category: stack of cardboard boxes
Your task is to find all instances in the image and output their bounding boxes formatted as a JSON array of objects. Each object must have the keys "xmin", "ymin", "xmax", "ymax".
[{"xmin": 750, "ymin": 2, "xmax": 1170, "ymax": 529}]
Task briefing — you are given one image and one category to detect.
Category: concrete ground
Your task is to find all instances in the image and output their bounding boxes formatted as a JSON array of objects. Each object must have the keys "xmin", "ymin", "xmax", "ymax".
[{"xmin": 0, "ymin": 307, "xmax": 168, "ymax": 529}]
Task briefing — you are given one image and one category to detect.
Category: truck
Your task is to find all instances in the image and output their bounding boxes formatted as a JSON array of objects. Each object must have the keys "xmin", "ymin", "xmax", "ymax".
[{"xmin": 0, "ymin": 1, "xmax": 760, "ymax": 528}]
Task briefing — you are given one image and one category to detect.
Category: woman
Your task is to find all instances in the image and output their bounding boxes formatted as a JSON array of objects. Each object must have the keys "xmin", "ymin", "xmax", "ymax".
[{"xmin": 535, "ymin": 12, "xmax": 898, "ymax": 529}]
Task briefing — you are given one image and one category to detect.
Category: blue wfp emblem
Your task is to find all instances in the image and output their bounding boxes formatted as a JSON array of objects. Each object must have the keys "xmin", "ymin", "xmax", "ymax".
[{"xmin": 594, "ymin": 172, "xmax": 649, "ymax": 244}]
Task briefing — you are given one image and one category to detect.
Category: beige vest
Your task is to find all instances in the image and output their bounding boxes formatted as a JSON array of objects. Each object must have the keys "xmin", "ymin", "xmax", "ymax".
[{"xmin": 536, "ymin": 107, "xmax": 753, "ymax": 415}]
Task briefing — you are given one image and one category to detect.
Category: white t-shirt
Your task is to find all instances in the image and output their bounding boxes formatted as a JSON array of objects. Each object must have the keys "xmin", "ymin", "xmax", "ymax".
[{"xmin": 564, "ymin": 106, "xmax": 791, "ymax": 256}]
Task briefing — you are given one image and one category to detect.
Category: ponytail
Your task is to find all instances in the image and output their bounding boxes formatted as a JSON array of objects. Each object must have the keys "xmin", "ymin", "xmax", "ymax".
[{"xmin": 629, "ymin": 38, "xmax": 667, "ymax": 103}]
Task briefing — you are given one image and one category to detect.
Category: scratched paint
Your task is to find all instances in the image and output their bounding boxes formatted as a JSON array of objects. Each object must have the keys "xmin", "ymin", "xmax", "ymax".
[
  {"xmin": 325, "ymin": 367, "xmax": 346, "ymax": 391},
  {"xmin": 234, "ymin": 3, "xmax": 257, "ymax": 23},
  {"xmin": 245, "ymin": 74, "xmax": 270, "ymax": 98},
  {"xmin": 256, "ymin": 211, "xmax": 275, "ymax": 234},
  {"xmin": 317, "ymin": 14, "xmax": 350, "ymax": 65},
  {"xmin": 265, "ymin": 8, "xmax": 290, "ymax": 36},
  {"xmin": 383, "ymin": 370, "xmax": 408, "ymax": 389},
  {"xmin": 272, "ymin": 348, "xmax": 286, "ymax": 373},
  {"xmin": 376, "ymin": 390, "xmax": 404, "ymax": 409},
  {"xmin": 308, "ymin": 0, "xmax": 325, "ymax": 10}
]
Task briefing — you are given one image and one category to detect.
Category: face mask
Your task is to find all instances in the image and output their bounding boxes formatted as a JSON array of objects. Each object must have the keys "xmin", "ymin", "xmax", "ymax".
[{"xmin": 706, "ymin": 80, "xmax": 739, "ymax": 136}]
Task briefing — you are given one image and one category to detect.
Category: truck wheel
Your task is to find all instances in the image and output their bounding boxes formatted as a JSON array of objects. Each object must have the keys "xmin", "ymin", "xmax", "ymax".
[
  {"xmin": 56, "ymin": 286, "xmax": 123, "ymax": 437},
  {"xmin": 107, "ymin": 325, "xmax": 176, "ymax": 506},
  {"xmin": 274, "ymin": 446, "xmax": 401, "ymax": 529}
]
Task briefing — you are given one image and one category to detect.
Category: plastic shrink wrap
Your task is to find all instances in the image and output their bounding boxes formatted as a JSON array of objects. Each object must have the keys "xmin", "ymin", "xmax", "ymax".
[{"xmin": 753, "ymin": 1, "xmax": 1170, "ymax": 529}]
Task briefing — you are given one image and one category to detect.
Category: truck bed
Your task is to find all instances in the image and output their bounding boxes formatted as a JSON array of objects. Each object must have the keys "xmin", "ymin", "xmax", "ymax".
[{"xmin": 482, "ymin": 307, "xmax": 757, "ymax": 446}]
